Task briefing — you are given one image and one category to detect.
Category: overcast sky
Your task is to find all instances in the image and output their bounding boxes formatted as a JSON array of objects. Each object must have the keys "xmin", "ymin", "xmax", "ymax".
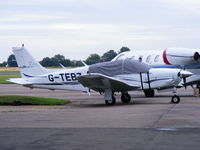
[{"xmin": 1, "ymin": 0, "xmax": 200, "ymax": 62}]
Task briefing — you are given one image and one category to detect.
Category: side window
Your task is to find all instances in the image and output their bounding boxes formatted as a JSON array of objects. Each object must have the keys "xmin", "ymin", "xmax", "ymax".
[
  {"xmin": 146, "ymin": 55, "xmax": 151, "ymax": 63},
  {"xmin": 154, "ymin": 55, "xmax": 160, "ymax": 62}
]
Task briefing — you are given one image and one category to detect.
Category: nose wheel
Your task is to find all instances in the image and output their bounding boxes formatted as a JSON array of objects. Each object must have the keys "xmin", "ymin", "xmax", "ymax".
[{"xmin": 171, "ymin": 95, "xmax": 180, "ymax": 104}]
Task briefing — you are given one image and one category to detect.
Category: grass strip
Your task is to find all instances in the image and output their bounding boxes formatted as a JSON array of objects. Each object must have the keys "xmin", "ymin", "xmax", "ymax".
[
  {"xmin": 0, "ymin": 95, "xmax": 70, "ymax": 105},
  {"xmin": 0, "ymin": 76, "xmax": 20, "ymax": 84}
]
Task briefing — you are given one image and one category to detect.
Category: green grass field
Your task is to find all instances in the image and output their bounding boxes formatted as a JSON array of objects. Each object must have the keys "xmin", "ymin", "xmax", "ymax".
[
  {"xmin": 0, "ymin": 67, "xmax": 20, "ymax": 84},
  {"xmin": 0, "ymin": 95, "xmax": 70, "ymax": 105},
  {"xmin": 0, "ymin": 75, "xmax": 20, "ymax": 84}
]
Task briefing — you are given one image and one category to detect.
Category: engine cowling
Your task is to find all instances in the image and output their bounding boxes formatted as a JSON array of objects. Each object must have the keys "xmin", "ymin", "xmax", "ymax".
[{"xmin": 163, "ymin": 48, "xmax": 200, "ymax": 65}]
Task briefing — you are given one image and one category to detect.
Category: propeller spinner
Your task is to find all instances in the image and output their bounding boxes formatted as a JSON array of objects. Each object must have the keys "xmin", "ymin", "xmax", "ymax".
[
  {"xmin": 193, "ymin": 52, "xmax": 200, "ymax": 61},
  {"xmin": 178, "ymin": 70, "xmax": 193, "ymax": 89}
]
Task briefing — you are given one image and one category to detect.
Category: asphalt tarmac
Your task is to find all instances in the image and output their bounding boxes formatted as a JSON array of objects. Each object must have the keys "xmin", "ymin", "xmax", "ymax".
[{"xmin": 0, "ymin": 84, "xmax": 200, "ymax": 150}]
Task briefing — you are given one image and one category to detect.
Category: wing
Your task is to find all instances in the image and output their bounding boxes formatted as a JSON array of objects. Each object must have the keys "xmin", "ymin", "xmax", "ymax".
[{"xmin": 77, "ymin": 73, "xmax": 140, "ymax": 92}]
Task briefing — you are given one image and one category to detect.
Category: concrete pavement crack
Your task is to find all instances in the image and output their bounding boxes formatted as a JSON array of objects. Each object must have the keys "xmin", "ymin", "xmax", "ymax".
[{"xmin": 151, "ymin": 104, "xmax": 176, "ymax": 128}]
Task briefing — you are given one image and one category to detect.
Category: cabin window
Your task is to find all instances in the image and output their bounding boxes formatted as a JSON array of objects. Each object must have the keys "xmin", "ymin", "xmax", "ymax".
[
  {"xmin": 146, "ymin": 55, "xmax": 151, "ymax": 63},
  {"xmin": 154, "ymin": 55, "xmax": 160, "ymax": 62}
]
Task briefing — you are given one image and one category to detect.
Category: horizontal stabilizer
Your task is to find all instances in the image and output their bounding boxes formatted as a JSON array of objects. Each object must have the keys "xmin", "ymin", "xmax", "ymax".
[{"xmin": 7, "ymin": 78, "xmax": 30, "ymax": 85}]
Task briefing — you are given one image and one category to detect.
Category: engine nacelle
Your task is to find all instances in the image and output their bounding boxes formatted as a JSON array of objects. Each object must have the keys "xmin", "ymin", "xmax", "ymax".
[{"xmin": 164, "ymin": 48, "xmax": 200, "ymax": 65}]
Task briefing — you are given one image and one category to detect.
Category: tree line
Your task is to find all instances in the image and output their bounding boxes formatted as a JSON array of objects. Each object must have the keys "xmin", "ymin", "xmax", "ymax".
[{"xmin": 0, "ymin": 47, "xmax": 130, "ymax": 67}]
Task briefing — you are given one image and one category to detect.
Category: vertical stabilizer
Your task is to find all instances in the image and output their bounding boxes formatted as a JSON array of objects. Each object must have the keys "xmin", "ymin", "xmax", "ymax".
[{"xmin": 12, "ymin": 45, "xmax": 47, "ymax": 78}]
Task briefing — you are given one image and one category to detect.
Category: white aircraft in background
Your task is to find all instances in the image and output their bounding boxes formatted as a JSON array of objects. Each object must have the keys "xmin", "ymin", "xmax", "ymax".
[
  {"xmin": 112, "ymin": 48, "xmax": 200, "ymax": 97},
  {"xmin": 8, "ymin": 45, "xmax": 192, "ymax": 105}
]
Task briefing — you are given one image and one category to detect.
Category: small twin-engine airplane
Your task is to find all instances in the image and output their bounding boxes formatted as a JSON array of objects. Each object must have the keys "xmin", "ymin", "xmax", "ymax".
[
  {"xmin": 8, "ymin": 45, "xmax": 192, "ymax": 105},
  {"xmin": 112, "ymin": 48, "xmax": 200, "ymax": 97}
]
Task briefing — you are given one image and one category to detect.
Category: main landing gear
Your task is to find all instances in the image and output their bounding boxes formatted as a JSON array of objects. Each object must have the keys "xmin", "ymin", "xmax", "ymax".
[
  {"xmin": 104, "ymin": 90, "xmax": 132, "ymax": 106},
  {"xmin": 104, "ymin": 89, "xmax": 116, "ymax": 106},
  {"xmin": 121, "ymin": 92, "xmax": 131, "ymax": 103},
  {"xmin": 105, "ymin": 95, "xmax": 116, "ymax": 105}
]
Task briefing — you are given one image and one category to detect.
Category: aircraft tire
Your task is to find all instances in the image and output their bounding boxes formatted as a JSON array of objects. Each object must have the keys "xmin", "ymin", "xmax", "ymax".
[
  {"xmin": 105, "ymin": 96, "xmax": 116, "ymax": 105},
  {"xmin": 144, "ymin": 89, "xmax": 155, "ymax": 97},
  {"xmin": 121, "ymin": 93, "xmax": 131, "ymax": 103},
  {"xmin": 171, "ymin": 95, "xmax": 180, "ymax": 104}
]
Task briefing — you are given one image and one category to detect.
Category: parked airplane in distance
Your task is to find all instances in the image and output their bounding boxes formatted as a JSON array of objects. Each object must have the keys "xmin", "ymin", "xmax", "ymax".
[
  {"xmin": 8, "ymin": 45, "xmax": 192, "ymax": 105},
  {"xmin": 112, "ymin": 48, "xmax": 200, "ymax": 97}
]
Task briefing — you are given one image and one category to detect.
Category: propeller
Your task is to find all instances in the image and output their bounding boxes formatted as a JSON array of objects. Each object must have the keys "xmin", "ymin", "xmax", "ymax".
[
  {"xmin": 178, "ymin": 67, "xmax": 193, "ymax": 89},
  {"xmin": 182, "ymin": 66, "xmax": 187, "ymax": 89},
  {"xmin": 183, "ymin": 76, "xmax": 187, "ymax": 89}
]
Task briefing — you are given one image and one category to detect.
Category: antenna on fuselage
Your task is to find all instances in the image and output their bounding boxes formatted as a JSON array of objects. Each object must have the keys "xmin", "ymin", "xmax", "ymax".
[
  {"xmin": 81, "ymin": 61, "xmax": 88, "ymax": 66},
  {"xmin": 59, "ymin": 63, "xmax": 67, "ymax": 69}
]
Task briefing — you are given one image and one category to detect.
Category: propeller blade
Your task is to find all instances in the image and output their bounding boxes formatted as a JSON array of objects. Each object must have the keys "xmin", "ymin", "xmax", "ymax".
[
  {"xmin": 183, "ymin": 77, "xmax": 187, "ymax": 89},
  {"xmin": 178, "ymin": 69, "xmax": 192, "ymax": 89}
]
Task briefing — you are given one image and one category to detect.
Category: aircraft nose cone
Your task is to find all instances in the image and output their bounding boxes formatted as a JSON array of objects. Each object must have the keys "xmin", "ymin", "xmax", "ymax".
[{"xmin": 179, "ymin": 70, "xmax": 193, "ymax": 78}]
